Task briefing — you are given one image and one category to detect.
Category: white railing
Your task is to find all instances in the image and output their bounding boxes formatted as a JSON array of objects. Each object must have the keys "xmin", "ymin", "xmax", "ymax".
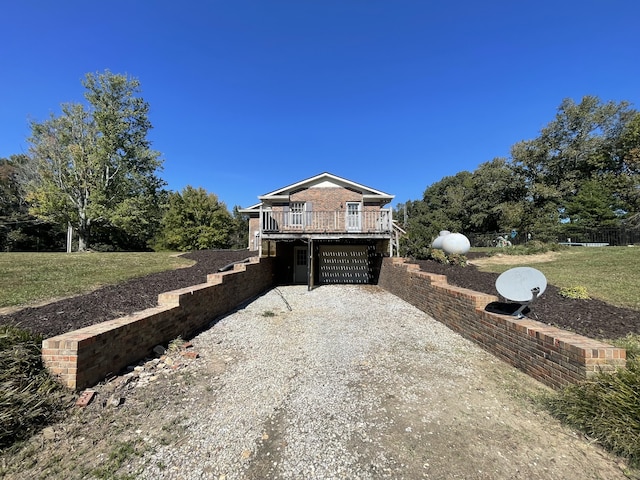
[{"xmin": 261, "ymin": 209, "xmax": 393, "ymax": 234}]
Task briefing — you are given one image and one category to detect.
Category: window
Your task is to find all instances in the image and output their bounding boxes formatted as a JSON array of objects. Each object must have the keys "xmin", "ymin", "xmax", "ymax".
[{"xmin": 290, "ymin": 202, "xmax": 304, "ymax": 227}]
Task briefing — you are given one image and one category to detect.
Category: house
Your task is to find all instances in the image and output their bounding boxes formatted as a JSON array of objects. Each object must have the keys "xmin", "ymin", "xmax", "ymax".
[{"xmin": 239, "ymin": 172, "xmax": 403, "ymax": 288}]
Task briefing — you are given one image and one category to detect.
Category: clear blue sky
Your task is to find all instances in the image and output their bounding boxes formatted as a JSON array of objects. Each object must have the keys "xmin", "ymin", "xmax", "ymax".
[{"xmin": 1, "ymin": 1, "xmax": 638, "ymax": 210}]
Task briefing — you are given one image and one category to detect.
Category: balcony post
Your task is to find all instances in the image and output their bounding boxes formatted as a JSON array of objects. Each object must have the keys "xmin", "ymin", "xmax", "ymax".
[{"xmin": 258, "ymin": 204, "xmax": 263, "ymax": 257}]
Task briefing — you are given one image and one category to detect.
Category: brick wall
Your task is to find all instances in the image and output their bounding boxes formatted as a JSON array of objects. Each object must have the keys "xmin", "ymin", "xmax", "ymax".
[
  {"xmin": 42, "ymin": 257, "xmax": 275, "ymax": 390},
  {"xmin": 43, "ymin": 254, "xmax": 625, "ymax": 391},
  {"xmin": 378, "ymin": 258, "xmax": 626, "ymax": 389}
]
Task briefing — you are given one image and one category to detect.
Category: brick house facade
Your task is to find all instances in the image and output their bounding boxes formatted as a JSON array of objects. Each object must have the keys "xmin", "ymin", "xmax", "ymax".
[{"xmin": 239, "ymin": 173, "xmax": 403, "ymax": 288}]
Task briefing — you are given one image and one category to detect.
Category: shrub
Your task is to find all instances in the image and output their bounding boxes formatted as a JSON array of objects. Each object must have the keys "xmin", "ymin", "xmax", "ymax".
[
  {"xmin": 447, "ymin": 253, "xmax": 468, "ymax": 267},
  {"xmin": 558, "ymin": 286, "xmax": 590, "ymax": 300},
  {"xmin": 427, "ymin": 248, "xmax": 448, "ymax": 264},
  {"xmin": 0, "ymin": 325, "xmax": 67, "ymax": 449},
  {"xmin": 546, "ymin": 335, "xmax": 640, "ymax": 467},
  {"xmin": 488, "ymin": 241, "xmax": 567, "ymax": 257}
]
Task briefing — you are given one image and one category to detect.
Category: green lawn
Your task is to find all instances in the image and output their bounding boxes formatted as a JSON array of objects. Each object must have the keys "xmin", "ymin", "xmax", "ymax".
[
  {"xmin": 0, "ymin": 252, "xmax": 194, "ymax": 309},
  {"xmin": 475, "ymin": 247, "xmax": 640, "ymax": 311}
]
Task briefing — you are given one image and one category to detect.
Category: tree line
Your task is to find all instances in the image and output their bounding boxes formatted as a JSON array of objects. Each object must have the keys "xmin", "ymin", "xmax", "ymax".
[
  {"xmin": 400, "ymin": 96, "xmax": 640, "ymax": 256},
  {"xmin": 0, "ymin": 71, "xmax": 247, "ymax": 252}
]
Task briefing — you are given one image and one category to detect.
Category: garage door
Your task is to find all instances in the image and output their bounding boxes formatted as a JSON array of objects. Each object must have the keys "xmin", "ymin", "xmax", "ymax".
[{"xmin": 319, "ymin": 245, "xmax": 370, "ymax": 284}]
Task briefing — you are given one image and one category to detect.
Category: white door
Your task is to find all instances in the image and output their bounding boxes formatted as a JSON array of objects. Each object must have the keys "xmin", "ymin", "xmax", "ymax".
[
  {"xmin": 346, "ymin": 202, "xmax": 361, "ymax": 232},
  {"xmin": 293, "ymin": 246, "xmax": 308, "ymax": 283}
]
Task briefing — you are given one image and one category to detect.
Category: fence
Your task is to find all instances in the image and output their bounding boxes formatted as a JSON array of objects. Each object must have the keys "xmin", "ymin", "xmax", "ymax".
[{"xmin": 469, "ymin": 226, "xmax": 640, "ymax": 248}]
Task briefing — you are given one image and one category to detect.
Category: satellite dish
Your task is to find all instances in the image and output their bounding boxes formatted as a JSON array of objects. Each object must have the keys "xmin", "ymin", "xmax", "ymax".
[{"xmin": 495, "ymin": 267, "xmax": 547, "ymax": 317}]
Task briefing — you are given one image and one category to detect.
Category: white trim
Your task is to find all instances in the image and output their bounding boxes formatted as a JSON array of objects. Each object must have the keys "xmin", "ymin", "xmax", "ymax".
[{"xmin": 257, "ymin": 172, "xmax": 394, "ymax": 203}]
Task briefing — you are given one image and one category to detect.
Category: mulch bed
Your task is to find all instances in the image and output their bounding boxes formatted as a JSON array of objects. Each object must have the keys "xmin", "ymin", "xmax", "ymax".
[
  {"xmin": 410, "ymin": 256, "xmax": 639, "ymax": 341},
  {"xmin": 1, "ymin": 250, "xmax": 638, "ymax": 341},
  {"xmin": 0, "ymin": 250, "xmax": 255, "ymax": 339}
]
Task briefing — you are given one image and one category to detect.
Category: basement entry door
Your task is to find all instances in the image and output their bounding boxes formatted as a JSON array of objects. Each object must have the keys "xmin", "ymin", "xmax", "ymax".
[{"xmin": 319, "ymin": 245, "xmax": 369, "ymax": 284}]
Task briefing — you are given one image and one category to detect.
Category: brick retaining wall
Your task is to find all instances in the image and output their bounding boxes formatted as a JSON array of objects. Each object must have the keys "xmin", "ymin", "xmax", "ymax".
[
  {"xmin": 42, "ymin": 257, "xmax": 275, "ymax": 390},
  {"xmin": 378, "ymin": 258, "xmax": 626, "ymax": 389},
  {"xmin": 43, "ymin": 255, "xmax": 626, "ymax": 391}
]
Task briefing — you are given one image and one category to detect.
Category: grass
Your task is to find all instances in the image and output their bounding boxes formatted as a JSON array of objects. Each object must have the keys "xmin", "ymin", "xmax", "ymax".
[
  {"xmin": 0, "ymin": 325, "xmax": 66, "ymax": 450},
  {"xmin": 0, "ymin": 252, "xmax": 194, "ymax": 309},
  {"xmin": 474, "ymin": 245, "xmax": 640, "ymax": 469},
  {"xmin": 473, "ymin": 246, "xmax": 640, "ymax": 310},
  {"xmin": 545, "ymin": 334, "xmax": 640, "ymax": 468}
]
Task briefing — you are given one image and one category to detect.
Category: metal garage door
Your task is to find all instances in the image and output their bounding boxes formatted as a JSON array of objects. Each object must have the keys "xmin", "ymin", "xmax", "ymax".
[{"xmin": 319, "ymin": 245, "xmax": 370, "ymax": 284}]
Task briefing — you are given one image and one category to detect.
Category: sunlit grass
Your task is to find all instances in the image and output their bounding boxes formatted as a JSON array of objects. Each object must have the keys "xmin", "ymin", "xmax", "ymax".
[
  {"xmin": 475, "ymin": 247, "xmax": 640, "ymax": 311},
  {"xmin": 0, "ymin": 252, "xmax": 194, "ymax": 309}
]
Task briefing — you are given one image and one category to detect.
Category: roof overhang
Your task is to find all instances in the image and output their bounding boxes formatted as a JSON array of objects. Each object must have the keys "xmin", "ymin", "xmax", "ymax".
[{"xmin": 246, "ymin": 172, "xmax": 395, "ymax": 207}]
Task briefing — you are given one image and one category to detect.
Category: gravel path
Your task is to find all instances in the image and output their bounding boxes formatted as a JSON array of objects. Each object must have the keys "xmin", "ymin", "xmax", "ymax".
[{"xmin": 125, "ymin": 285, "xmax": 626, "ymax": 480}]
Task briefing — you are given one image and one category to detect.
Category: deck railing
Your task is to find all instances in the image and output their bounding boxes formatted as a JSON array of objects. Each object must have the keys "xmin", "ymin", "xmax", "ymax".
[{"xmin": 260, "ymin": 209, "xmax": 393, "ymax": 234}]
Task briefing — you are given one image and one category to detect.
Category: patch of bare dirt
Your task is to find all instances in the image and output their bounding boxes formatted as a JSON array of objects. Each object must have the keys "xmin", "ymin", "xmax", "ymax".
[{"xmin": 470, "ymin": 251, "xmax": 561, "ymax": 266}]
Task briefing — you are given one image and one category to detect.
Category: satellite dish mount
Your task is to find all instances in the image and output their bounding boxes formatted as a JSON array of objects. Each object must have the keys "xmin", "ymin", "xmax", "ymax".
[{"xmin": 494, "ymin": 267, "xmax": 547, "ymax": 319}]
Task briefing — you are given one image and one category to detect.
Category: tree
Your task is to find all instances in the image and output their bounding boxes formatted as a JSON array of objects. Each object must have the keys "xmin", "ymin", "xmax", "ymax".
[
  {"xmin": 468, "ymin": 158, "xmax": 527, "ymax": 233},
  {"xmin": 511, "ymin": 96, "xmax": 637, "ymax": 233},
  {"xmin": 0, "ymin": 155, "xmax": 64, "ymax": 251},
  {"xmin": 229, "ymin": 205, "xmax": 249, "ymax": 250},
  {"xmin": 158, "ymin": 186, "xmax": 233, "ymax": 251},
  {"xmin": 564, "ymin": 179, "xmax": 619, "ymax": 227},
  {"xmin": 27, "ymin": 70, "xmax": 164, "ymax": 251}
]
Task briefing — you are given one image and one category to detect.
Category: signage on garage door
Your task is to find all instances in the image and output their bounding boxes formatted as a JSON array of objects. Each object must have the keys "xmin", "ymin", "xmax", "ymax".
[{"xmin": 319, "ymin": 245, "xmax": 370, "ymax": 284}]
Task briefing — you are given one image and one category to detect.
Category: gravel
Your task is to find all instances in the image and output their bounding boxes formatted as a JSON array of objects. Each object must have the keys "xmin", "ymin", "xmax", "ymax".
[
  {"xmin": 119, "ymin": 284, "xmax": 628, "ymax": 480},
  {"xmin": 134, "ymin": 285, "xmax": 478, "ymax": 479},
  {"xmin": 6, "ymin": 284, "xmax": 628, "ymax": 479}
]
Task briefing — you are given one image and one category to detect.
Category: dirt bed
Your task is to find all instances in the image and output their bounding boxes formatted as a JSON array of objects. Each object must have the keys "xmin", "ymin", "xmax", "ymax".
[
  {"xmin": 0, "ymin": 249, "xmax": 255, "ymax": 338},
  {"xmin": 410, "ymin": 254, "xmax": 639, "ymax": 340},
  {"xmin": 1, "ymin": 286, "xmax": 632, "ymax": 479}
]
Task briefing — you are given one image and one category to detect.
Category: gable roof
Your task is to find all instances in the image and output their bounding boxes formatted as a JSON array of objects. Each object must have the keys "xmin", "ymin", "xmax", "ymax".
[
  {"xmin": 265, "ymin": 171, "xmax": 393, "ymax": 201},
  {"xmin": 239, "ymin": 172, "xmax": 394, "ymax": 213}
]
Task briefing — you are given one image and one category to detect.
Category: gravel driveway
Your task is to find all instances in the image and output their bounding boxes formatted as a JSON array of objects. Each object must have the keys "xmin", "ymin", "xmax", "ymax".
[{"xmin": 122, "ymin": 285, "xmax": 626, "ymax": 480}]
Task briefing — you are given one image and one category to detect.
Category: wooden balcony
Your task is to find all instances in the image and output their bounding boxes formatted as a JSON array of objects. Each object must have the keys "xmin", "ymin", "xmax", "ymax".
[{"xmin": 260, "ymin": 209, "xmax": 393, "ymax": 236}]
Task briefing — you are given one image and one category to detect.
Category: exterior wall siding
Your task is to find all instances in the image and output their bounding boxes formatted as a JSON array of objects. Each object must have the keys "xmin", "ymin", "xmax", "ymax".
[{"xmin": 378, "ymin": 258, "xmax": 626, "ymax": 389}]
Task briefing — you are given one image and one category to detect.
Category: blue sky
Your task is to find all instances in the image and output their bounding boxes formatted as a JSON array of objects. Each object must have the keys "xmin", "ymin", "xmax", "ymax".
[{"xmin": 1, "ymin": 1, "xmax": 638, "ymax": 210}]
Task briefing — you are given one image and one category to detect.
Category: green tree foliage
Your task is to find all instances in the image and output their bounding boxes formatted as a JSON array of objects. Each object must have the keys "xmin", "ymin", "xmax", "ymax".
[
  {"xmin": 26, "ymin": 70, "xmax": 164, "ymax": 251},
  {"xmin": 616, "ymin": 112, "xmax": 640, "ymax": 215},
  {"xmin": 403, "ymin": 96, "xmax": 639, "ymax": 250},
  {"xmin": 158, "ymin": 186, "xmax": 234, "ymax": 251},
  {"xmin": 468, "ymin": 158, "xmax": 527, "ymax": 233},
  {"xmin": 0, "ymin": 155, "xmax": 28, "ymax": 221},
  {"xmin": 511, "ymin": 96, "xmax": 637, "ymax": 233},
  {"xmin": 229, "ymin": 205, "xmax": 250, "ymax": 250},
  {"xmin": 402, "ymin": 159, "xmax": 528, "ymax": 256},
  {"xmin": 0, "ymin": 155, "xmax": 64, "ymax": 251}
]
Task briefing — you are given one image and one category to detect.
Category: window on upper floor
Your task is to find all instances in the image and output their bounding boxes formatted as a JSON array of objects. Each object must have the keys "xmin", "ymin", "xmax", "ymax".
[{"xmin": 290, "ymin": 202, "xmax": 304, "ymax": 227}]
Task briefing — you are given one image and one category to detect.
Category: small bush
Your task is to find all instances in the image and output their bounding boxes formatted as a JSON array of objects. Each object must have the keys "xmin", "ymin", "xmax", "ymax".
[
  {"xmin": 558, "ymin": 286, "xmax": 590, "ymax": 300},
  {"xmin": 0, "ymin": 325, "xmax": 66, "ymax": 449},
  {"xmin": 417, "ymin": 248, "xmax": 468, "ymax": 266},
  {"xmin": 427, "ymin": 248, "xmax": 448, "ymax": 264},
  {"xmin": 447, "ymin": 253, "xmax": 468, "ymax": 267},
  {"xmin": 546, "ymin": 335, "xmax": 640, "ymax": 467},
  {"xmin": 488, "ymin": 241, "xmax": 567, "ymax": 257}
]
